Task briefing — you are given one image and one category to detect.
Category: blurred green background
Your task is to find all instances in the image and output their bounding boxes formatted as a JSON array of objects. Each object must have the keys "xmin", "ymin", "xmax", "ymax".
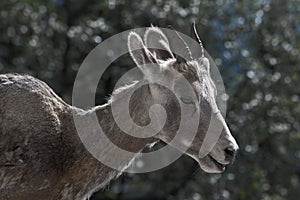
[{"xmin": 0, "ymin": 0, "xmax": 299, "ymax": 199}]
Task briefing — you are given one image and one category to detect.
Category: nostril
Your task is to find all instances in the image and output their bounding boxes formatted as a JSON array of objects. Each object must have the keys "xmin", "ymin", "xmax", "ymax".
[{"xmin": 224, "ymin": 147, "xmax": 236, "ymax": 161}]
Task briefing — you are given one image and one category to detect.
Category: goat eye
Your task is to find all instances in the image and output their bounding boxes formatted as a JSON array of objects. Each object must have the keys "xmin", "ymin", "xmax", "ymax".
[{"xmin": 180, "ymin": 96, "xmax": 194, "ymax": 104}]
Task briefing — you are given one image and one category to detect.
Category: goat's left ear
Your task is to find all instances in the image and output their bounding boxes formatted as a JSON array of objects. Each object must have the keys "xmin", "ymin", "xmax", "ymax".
[{"xmin": 128, "ymin": 32, "xmax": 157, "ymax": 68}]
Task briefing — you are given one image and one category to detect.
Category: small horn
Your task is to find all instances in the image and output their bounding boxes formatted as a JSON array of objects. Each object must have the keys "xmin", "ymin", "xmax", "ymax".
[
  {"xmin": 168, "ymin": 25, "xmax": 193, "ymax": 62},
  {"xmin": 191, "ymin": 22, "xmax": 204, "ymax": 58}
]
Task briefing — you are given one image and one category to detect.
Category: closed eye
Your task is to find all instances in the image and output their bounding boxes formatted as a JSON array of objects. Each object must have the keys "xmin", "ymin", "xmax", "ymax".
[{"xmin": 180, "ymin": 96, "xmax": 195, "ymax": 104}]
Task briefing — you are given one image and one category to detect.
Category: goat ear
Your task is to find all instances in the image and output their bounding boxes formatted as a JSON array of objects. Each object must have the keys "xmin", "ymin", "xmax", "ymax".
[
  {"xmin": 128, "ymin": 32, "xmax": 156, "ymax": 68},
  {"xmin": 144, "ymin": 27, "xmax": 175, "ymax": 60}
]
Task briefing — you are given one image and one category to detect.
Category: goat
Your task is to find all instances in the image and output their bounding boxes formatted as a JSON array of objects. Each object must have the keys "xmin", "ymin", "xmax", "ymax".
[{"xmin": 0, "ymin": 25, "xmax": 238, "ymax": 199}]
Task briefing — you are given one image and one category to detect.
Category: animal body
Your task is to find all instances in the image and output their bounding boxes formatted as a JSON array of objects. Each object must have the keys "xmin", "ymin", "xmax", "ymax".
[{"xmin": 0, "ymin": 25, "xmax": 238, "ymax": 199}]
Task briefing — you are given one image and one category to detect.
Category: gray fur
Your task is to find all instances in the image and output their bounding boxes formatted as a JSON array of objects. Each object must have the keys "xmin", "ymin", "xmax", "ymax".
[{"xmin": 0, "ymin": 27, "xmax": 238, "ymax": 200}]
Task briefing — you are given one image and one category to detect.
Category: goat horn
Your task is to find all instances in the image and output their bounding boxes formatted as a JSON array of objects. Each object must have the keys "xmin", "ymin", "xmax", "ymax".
[
  {"xmin": 191, "ymin": 22, "xmax": 204, "ymax": 58},
  {"xmin": 168, "ymin": 25, "xmax": 193, "ymax": 62}
]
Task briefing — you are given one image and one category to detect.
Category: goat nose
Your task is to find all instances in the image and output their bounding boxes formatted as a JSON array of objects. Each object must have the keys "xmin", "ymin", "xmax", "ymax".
[{"xmin": 224, "ymin": 146, "xmax": 238, "ymax": 163}]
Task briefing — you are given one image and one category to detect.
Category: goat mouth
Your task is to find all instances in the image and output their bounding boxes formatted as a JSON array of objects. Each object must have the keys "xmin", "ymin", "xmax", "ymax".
[{"xmin": 208, "ymin": 155, "xmax": 226, "ymax": 171}]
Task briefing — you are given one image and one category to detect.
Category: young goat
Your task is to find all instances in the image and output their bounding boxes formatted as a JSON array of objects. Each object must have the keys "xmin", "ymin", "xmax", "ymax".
[{"xmin": 0, "ymin": 25, "xmax": 238, "ymax": 200}]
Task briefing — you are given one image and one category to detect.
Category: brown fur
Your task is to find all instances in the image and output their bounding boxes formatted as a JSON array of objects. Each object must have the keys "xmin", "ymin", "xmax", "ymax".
[
  {"xmin": 0, "ymin": 27, "xmax": 238, "ymax": 200},
  {"xmin": 0, "ymin": 74, "xmax": 158, "ymax": 199}
]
